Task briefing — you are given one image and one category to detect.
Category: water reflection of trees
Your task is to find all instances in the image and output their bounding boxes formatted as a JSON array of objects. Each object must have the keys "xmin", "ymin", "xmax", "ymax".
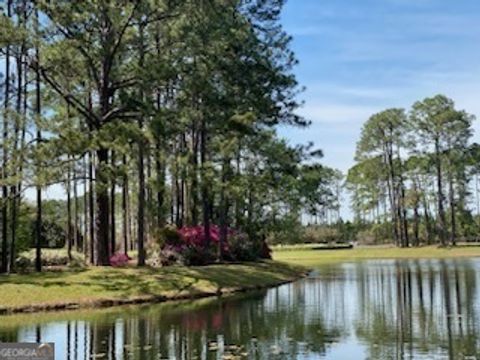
[
  {"xmin": 0, "ymin": 283, "xmax": 344, "ymax": 360},
  {"xmin": 354, "ymin": 259, "xmax": 480, "ymax": 359},
  {"xmin": 2, "ymin": 260, "xmax": 479, "ymax": 359}
]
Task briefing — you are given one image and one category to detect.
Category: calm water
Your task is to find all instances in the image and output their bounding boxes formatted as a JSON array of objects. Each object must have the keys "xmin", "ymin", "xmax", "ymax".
[{"xmin": 1, "ymin": 259, "xmax": 480, "ymax": 359}]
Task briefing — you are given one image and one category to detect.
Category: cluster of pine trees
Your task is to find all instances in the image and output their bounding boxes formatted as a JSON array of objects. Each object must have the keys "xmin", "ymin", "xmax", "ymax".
[
  {"xmin": 347, "ymin": 95, "xmax": 478, "ymax": 247},
  {"xmin": 0, "ymin": 1, "xmax": 336, "ymax": 272}
]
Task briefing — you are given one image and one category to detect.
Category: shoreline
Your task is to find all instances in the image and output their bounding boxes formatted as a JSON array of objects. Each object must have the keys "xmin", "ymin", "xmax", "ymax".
[
  {"xmin": 0, "ymin": 261, "xmax": 309, "ymax": 315},
  {"xmin": 273, "ymin": 244, "xmax": 480, "ymax": 266},
  {"xmin": 3, "ymin": 245, "xmax": 475, "ymax": 316}
]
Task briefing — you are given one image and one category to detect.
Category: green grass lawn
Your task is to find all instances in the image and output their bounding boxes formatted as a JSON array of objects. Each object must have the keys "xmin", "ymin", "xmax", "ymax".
[
  {"xmin": 273, "ymin": 244, "xmax": 480, "ymax": 267},
  {"xmin": 0, "ymin": 261, "xmax": 306, "ymax": 313}
]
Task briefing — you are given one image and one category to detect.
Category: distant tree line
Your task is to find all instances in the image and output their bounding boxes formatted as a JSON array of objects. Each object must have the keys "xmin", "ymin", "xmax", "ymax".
[
  {"xmin": 0, "ymin": 0, "xmax": 338, "ymax": 272},
  {"xmin": 347, "ymin": 95, "xmax": 478, "ymax": 247}
]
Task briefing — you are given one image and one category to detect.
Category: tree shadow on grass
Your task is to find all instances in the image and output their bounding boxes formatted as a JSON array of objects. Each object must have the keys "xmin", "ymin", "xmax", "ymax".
[
  {"xmin": 0, "ymin": 261, "xmax": 299, "ymax": 301},
  {"xmin": 163, "ymin": 261, "xmax": 296, "ymax": 292},
  {"xmin": 0, "ymin": 268, "xmax": 88, "ymax": 287},
  {"xmin": 85, "ymin": 271, "xmax": 202, "ymax": 297}
]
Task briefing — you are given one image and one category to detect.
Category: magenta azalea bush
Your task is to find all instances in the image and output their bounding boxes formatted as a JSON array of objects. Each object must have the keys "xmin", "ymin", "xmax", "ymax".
[
  {"xmin": 158, "ymin": 225, "xmax": 271, "ymax": 266},
  {"xmin": 178, "ymin": 225, "xmax": 230, "ymax": 252},
  {"xmin": 109, "ymin": 253, "xmax": 131, "ymax": 267}
]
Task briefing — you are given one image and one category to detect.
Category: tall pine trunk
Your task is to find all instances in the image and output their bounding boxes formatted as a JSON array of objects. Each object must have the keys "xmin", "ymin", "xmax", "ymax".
[
  {"xmin": 219, "ymin": 159, "xmax": 230, "ymax": 261},
  {"xmin": 110, "ymin": 151, "xmax": 116, "ymax": 254},
  {"xmin": 12, "ymin": 27, "xmax": 29, "ymax": 270},
  {"xmin": 1, "ymin": 0, "xmax": 12, "ymax": 273},
  {"xmin": 396, "ymin": 150, "xmax": 409, "ymax": 247},
  {"xmin": 137, "ymin": 134, "xmax": 146, "ymax": 266},
  {"xmin": 34, "ymin": 7, "xmax": 42, "ymax": 272},
  {"xmin": 200, "ymin": 115, "xmax": 211, "ymax": 246},
  {"xmin": 67, "ymin": 156, "xmax": 72, "ymax": 260},
  {"xmin": 122, "ymin": 155, "xmax": 129, "ymax": 254},
  {"xmin": 95, "ymin": 148, "xmax": 110, "ymax": 265},
  {"xmin": 412, "ymin": 179, "xmax": 420, "ymax": 247},
  {"xmin": 83, "ymin": 156, "xmax": 89, "ymax": 259},
  {"xmin": 448, "ymin": 170, "xmax": 456, "ymax": 246},
  {"xmin": 190, "ymin": 125, "xmax": 199, "ymax": 225},
  {"xmin": 74, "ymin": 160, "xmax": 79, "ymax": 252},
  {"xmin": 155, "ymin": 141, "xmax": 165, "ymax": 227},
  {"xmin": 88, "ymin": 149, "xmax": 95, "ymax": 264},
  {"xmin": 9, "ymin": 16, "xmax": 26, "ymax": 271},
  {"xmin": 136, "ymin": 22, "xmax": 146, "ymax": 266},
  {"xmin": 385, "ymin": 148, "xmax": 399, "ymax": 245},
  {"xmin": 146, "ymin": 147, "xmax": 152, "ymax": 239},
  {"xmin": 434, "ymin": 138, "xmax": 448, "ymax": 246}
]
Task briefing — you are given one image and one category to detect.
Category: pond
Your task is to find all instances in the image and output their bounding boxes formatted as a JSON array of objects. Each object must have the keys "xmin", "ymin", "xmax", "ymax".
[{"xmin": 0, "ymin": 258, "xmax": 479, "ymax": 359}]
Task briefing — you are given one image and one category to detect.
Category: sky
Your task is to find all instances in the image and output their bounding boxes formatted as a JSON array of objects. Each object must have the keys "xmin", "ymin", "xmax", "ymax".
[{"xmin": 279, "ymin": 0, "xmax": 480, "ymax": 176}]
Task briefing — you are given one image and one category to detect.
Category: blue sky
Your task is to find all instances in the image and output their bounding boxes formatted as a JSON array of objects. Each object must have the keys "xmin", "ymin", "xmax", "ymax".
[{"xmin": 279, "ymin": 0, "xmax": 480, "ymax": 174}]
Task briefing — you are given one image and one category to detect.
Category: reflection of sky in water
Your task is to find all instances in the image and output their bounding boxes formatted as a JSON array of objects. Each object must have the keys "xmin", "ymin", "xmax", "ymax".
[{"xmin": 1, "ymin": 258, "xmax": 479, "ymax": 359}]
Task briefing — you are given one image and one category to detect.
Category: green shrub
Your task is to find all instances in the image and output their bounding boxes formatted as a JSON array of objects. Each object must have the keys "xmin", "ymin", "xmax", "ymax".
[
  {"xmin": 264, "ymin": 214, "xmax": 305, "ymax": 245},
  {"xmin": 267, "ymin": 228, "xmax": 305, "ymax": 245},
  {"xmin": 157, "ymin": 225, "xmax": 182, "ymax": 247},
  {"xmin": 181, "ymin": 245, "xmax": 217, "ymax": 266},
  {"xmin": 303, "ymin": 226, "xmax": 341, "ymax": 243},
  {"xmin": 14, "ymin": 256, "xmax": 32, "ymax": 273},
  {"xmin": 356, "ymin": 223, "xmax": 391, "ymax": 245},
  {"xmin": 229, "ymin": 233, "xmax": 271, "ymax": 261}
]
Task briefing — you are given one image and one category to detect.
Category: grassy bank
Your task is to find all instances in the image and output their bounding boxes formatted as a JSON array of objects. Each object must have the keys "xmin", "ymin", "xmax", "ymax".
[
  {"xmin": 0, "ymin": 261, "xmax": 307, "ymax": 314},
  {"xmin": 273, "ymin": 245, "xmax": 480, "ymax": 267}
]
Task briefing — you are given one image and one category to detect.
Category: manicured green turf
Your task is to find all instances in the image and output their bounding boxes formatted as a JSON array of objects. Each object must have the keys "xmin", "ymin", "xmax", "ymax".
[
  {"xmin": 0, "ymin": 261, "xmax": 306, "ymax": 312},
  {"xmin": 273, "ymin": 245, "xmax": 480, "ymax": 267}
]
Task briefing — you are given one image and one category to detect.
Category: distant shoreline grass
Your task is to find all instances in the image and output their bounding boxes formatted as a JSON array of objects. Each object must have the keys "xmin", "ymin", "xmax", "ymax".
[
  {"xmin": 0, "ymin": 261, "xmax": 307, "ymax": 315},
  {"xmin": 273, "ymin": 244, "xmax": 480, "ymax": 266}
]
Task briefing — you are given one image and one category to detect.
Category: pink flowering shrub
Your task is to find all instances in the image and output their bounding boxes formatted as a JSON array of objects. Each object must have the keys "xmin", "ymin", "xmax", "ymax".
[
  {"xmin": 109, "ymin": 253, "xmax": 131, "ymax": 267},
  {"xmin": 157, "ymin": 224, "xmax": 271, "ymax": 266},
  {"xmin": 178, "ymin": 225, "xmax": 230, "ymax": 251},
  {"xmin": 171, "ymin": 225, "xmax": 229, "ymax": 265}
]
